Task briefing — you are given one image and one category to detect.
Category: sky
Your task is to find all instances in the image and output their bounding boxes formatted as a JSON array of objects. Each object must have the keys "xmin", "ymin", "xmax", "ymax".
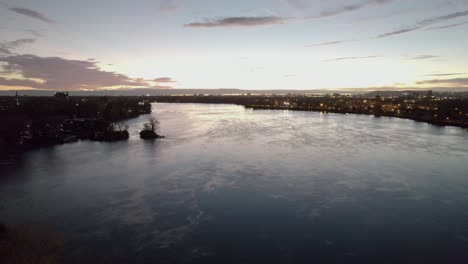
[{"xmin": 1, "ymin": 0, "xmax": 468, "ymax": 91}]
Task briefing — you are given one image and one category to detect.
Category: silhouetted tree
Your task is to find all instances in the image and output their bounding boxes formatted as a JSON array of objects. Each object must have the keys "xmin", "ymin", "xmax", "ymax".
[
  {"xmin": 144, "ymin": 117, "xmax": 159, "ymax": 132},
  {"xmin": 116, "ymin": 121, "xmax": 129, "ymax": 132},
  {"xmin": 140, "ymin": 117, "xmax": 162, "ymax": 139}
]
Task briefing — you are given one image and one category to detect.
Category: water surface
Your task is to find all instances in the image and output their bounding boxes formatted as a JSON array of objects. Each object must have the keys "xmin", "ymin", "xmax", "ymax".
[{"xmin": 1, "ymin": 103, "xmax": 468, "ymax": 263}]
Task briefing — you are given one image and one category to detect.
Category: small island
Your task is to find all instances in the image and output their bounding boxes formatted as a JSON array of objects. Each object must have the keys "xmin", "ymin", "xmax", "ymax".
[{"xmin": 140, "ymin": 117, "xmax": 164, "ymax": 140}]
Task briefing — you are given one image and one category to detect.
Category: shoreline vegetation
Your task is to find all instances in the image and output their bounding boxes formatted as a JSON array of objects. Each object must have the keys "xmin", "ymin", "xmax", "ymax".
[
  {"xmin": 1, "ymin": 91, "xmax": 467, "ymax": 163},
  {"xmin": 0, "ymin": 95, "xmax": 153, "ymax": 163},
  {"xmin": 153, "ymin": 92, "xmax": 468, "ymax": 129}
]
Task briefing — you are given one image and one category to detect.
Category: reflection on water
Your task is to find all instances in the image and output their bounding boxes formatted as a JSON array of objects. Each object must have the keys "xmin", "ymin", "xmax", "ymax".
[{"xmin": 1, "ymin": 103, "xmax": 468, "ymax": 263}]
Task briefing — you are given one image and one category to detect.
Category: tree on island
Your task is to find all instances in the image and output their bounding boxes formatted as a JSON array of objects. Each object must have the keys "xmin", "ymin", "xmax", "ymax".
[
  {"xmin": 140, "ymin": 117, "xmax": 163, "ymax": 139},
  {"xmin": 145, "ymin": 117, "xmax": 159, "ymax": 132},
  {"xmin": 116, "ymin": 121, "xmax": 129, "ymax": 132}
]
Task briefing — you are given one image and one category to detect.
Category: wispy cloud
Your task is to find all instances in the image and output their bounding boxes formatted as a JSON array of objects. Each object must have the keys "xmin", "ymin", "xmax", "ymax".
[
  {"xmin": 410, "ymin": 55, "xmax": 439, "ymax": 60},
  {"xmin": 0, "ymin": 76, "xmax": 42, "ymax": 88},
  {"xmin": 0, "ymin": 38, "xmax": 37, "ymax": 54},
  {"xmin": 25, "ymin": 29, "xmax": 44, "ymax": 37},
  {"xmin": 160, "ymin": 0, "xmax": 177, "ymax": 13},
  {"xmin": 154, "ymin": 77, "xmax": 176, "ymax": 83},
  {"xmin": 319, "ymin": 0, "xmax": 394, "ymax": 18},
  {"xmin": 419, "ymin": 10, "xmax": 468, "ymax": 25},
  {"xmin": 184, "ymin": 16, "xmax": 286, "ymax": 28},
  {"xmin": 7, "ymin": 6, "xmax": 56, "ymax": 24},
  {"xmin": 152, "ymin": 84, "xmax": 173, "ymax": 89},
  {"xmin": 308, "ymin": 39, "xmax": 354, "ymax": 47},
  {"xmin": 377, "ymin": 10, "xmax": 468, "ymax": 38},
  {"xmin": 3, "ymin": 38, "xmax": 36, "ymax": 48},
  {"xmin": 283, "ymin": 0, "xmax": 307, "ymax": 9},
  {"xmin": 185, "ymin": 1, "xmax": 394, "ymax": 29},
  {"xmin": 417, "ymin": 78, "xmax": 468, "ymax": 86},
  {"xmin": 377, "ymin": 27, "xmax": 421, "ymax": 38},
  {"xmin": 426, "ymin": 21, "xmax": 468, "ymax": 30},
  {"xmin": 0, "ymin": 55, "xmax": 150, "ymax": 90},
  {"xmin": 0, "ymin": 47, "xmax": 10, "ymax": 55},
  {"xmin": 424, "ymin": 73, "xmax": 466, "ymax": 77},
  {"xmin": 325, "ymin": 56, "xmax": 382, "ymax": 62}
]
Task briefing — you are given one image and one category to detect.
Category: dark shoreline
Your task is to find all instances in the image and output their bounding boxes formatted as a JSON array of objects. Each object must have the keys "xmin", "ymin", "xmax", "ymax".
[
  {"xmin": 153, "ymin": 94, "xmax": 468, "ymax": 129},
  {"xmin": 0, "ymin": 96, "xmax": 153, "ymax": 165},
  {"xmin": 247, "ymin": 105, "xmax": 468, "ymax": 129},
  {"xmin": 2, "ymin": 94, "xmax": 467, "ymax": 165}
]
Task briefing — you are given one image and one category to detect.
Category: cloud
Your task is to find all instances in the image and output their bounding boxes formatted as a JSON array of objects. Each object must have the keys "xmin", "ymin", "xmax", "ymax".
[
  {"xmin": 308, "ymin": 39, "xmax": 354, "ymax": 47},
  {"xmin": 0, "ymin": 38, "xmax": 37, "ymax": 54},
  {"xmin": 3, "ymin": 38, "xmax": 37, "ymax": 48},
  {"xmin": 25, "ymin": 29, "xmax": 44, "ymax": 37},
  {"xmin": 410, "ymin": 55, "xmax": 439, "ymax": 60},
  {"xmin": 424, "ymin": 73, "xmax": 466, "ymax": 77},
  {"xmin": 185, "ymin": 1, "xmax": 394, "ymax": 29},
  {"xmin": 152, "ymin": 85, "xmax": 173, "ymax": 89},
  {"xmin": 319, "ymin": 0, "xmax": 393, "ymax": 18},
  {"xmin": 426, "ymin": 21, "xmax": 468, "ymax": 30},
  {"xmin": 0, "ymin": 47, "xmax": 10, "ymax": 55},
  {"xmin": 283, "ymin": 0, "xmax": 307, "ymax": 9},
  {"xmin": 154, "ymin": 77, "xmax": 176, "ymax": 83},
  {"xmin": 325, "ymin": 56, "xmax": 381, "ymax": 62},
  {"xmin": 378, "ymin": 10, "xmax": 468, "ymax": 38},
  {"xmin": 184, "ymin": 16, "xmax": 286, "ymax": 28},
  {"xmin": 160, "ymin": 0, "xmax": 177, "ymax": 13},
  {"xmin": 0, "ymin": 54, "xmax": 150, "ymax": 90},
  {"xmin": 377, "ymin": 26, "xmax": 422, "ymax": 38},
  {"xmin": 7, "ymin": 6, "xmax": 55, "ymax": 24},
  {"xmin": 419, "ymin": 10, "xmax": 468, "ymax": 25},
  {"xmin": 417, "ymin": 78, "xmax": 468, "ymax": 86},
  {"xmin": 0, "ymin": 76, "xmax": 42, "ymax": 87}
]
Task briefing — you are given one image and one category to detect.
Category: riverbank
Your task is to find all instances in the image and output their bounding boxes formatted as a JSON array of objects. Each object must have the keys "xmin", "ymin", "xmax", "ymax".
[
  {"xmin": 248, "ymin": 105, "xmax": 468, "ymax": 128},
  {"xmin": 153, "ymin": 95, "xmax": 468, "ymax": 129},
  {"xmin": 0, "ymin": 96, "xmax": 153, "ymax": 164}
]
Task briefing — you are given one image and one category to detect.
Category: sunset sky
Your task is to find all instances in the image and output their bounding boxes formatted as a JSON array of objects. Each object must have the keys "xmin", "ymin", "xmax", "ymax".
[{"xmin": 1, "ymin": 0, "xmax": 468, "ymax": 91}]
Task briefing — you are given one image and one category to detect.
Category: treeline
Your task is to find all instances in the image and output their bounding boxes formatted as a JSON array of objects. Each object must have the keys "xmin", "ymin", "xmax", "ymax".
[
  {"xmin": 0, "ymin": 96, "xmax": 152, "ymax": 160},
  {"xmin": 153, "ymin": 94, "xmax": 468, "ymax": 128}
]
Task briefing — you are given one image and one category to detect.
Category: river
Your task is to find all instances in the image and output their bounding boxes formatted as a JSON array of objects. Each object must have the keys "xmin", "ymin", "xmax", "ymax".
[{"xmin": 1, "ymin": 103, "xmax": 468, "ymax": 263}]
